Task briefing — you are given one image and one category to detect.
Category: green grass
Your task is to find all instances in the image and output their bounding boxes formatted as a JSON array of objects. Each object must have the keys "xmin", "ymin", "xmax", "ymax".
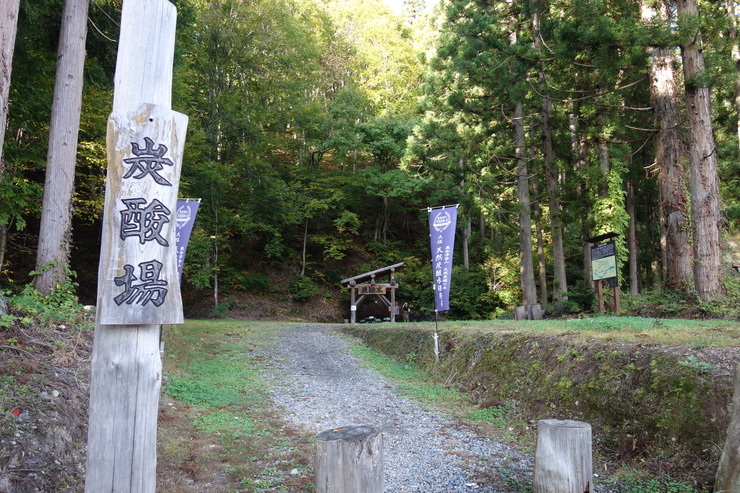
[
  {"xmin": 159, "ymin": 320, "xmax": 315, "ymax": 492},
  {"xmin": 409, "ymin": 316, "xmax": 740, "ymax": 347},
  {"xmin": 341, "ymin": 320, "xmax": 718, "ymax": 492}
]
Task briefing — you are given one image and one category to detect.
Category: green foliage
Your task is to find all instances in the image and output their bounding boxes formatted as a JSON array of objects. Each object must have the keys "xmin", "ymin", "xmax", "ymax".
[
  {"xmin": 6, "ymin": 272, "xmax": 82, "ymax": 326},
  {"xmin": 449, "ymin": 267, "xmax": 507, "ymax": 320},
  {"xmin": 678, "ymin": 356, "xmax": 712, "ymax": 374},
  {"xmin": 288, "ymin": 276, "xmax": 319, "ymax": 302},
  {"xmin": 615, "ymin": 475, "xmax": 694, "ymax": 493},
  {"xmin": 5, "ymin": 0, "xmax": 740, "ymax": 313}
]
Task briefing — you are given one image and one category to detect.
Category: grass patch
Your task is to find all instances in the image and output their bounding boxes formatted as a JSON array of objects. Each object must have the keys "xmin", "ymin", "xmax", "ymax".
[
  {"xmin": 158, "ymin": 320, "xmax": 315, "ymax": 492},
  {"xmin": 440, "ymin": 316, "xmax": 740, "ymax": 347},
  {"xmin": 342, "ymin": 320, "xmax": 726, "ymax": 491},
  {"xmin": 343, "ymin": 336, "xmax": 524, "ymax": 441}
]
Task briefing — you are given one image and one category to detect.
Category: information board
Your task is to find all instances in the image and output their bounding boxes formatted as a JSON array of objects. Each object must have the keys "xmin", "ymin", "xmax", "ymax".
[{"xmin": 591, "ymin": 241, "xmax": 617, "ymax": 281}]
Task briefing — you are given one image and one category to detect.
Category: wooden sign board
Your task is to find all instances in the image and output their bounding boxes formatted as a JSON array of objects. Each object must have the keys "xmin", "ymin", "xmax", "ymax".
[
  {"xmin": 97, "ymin": 104, "xmax": 188, "ymax": 325},
  {"xmin": 591, "ymin": 241, "xmax": 617, "ymax": 281},
  {"xmin": 357, "ymin": 284, "xmax": 387, "ymax": 295}
]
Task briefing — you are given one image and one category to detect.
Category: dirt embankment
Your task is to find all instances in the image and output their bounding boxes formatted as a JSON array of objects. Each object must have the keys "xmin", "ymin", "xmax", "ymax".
[
  {"xmin": 0, "ymin": 320, "xmax": 92, "ymax": 492},
  {"xmin": 343, "ymin": 324, "xmax": 738, "ymax": 489}
]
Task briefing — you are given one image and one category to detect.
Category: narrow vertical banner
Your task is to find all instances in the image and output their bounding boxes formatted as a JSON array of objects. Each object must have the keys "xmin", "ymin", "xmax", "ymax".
[
  {"xmin": 428, "ymin": 205, "xmax": 457, "ymax": 312},
  {"xmin": 176, "ymin": 199, "xmax": 200, "ymax": 280}
]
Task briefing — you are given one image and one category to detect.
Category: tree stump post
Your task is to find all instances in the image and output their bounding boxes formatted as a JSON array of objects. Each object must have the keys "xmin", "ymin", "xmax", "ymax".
[
  {"xmin": 533, "ymin": 419, "xmax": 592, "ymax": 493},
  {"xmin": 315, "ymin": 425, "xmax": 383, "ymax": 493}
]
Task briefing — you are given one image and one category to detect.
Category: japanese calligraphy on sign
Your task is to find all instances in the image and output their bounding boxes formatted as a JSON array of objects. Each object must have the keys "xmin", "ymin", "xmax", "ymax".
[
  {"xmin": 428, "ymin": 206, "xmax": 457, "ymax": 312},
  {"xmin": 97, "ymin": 104, "xmax": 188, "ymax": 325},
  {"xmin": 357, "ymin": 284, "xmax": 387, "ymax": 295}
]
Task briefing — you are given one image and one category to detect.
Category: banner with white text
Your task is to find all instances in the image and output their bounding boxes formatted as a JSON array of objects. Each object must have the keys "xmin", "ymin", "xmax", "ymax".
[
  {"xmin": 428, "ymin": 206, "xmax": 457, "ymax": 312},
  {"xmin": 175, "ymin": 199, "xmax": 200, "ymax": 280}
]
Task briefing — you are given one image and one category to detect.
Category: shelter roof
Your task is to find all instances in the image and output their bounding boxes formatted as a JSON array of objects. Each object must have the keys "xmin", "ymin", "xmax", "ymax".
[{"xmin": 340, "ymin": 262, "xmax": 405, "ymax": 285}]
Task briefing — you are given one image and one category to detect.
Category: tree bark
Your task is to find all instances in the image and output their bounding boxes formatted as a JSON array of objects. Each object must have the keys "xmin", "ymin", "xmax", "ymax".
[
  {"xmin": 462, "ymin": 215, "xmax": 471, "ymax": 271},
  {"xmin": 534, "ymin": 5, "xmax": 567, "ymax": 301},
  {"xmin": 0, "ymin": 0, "xmax": 20, "ymax": 177},
  {"xmin": 533, "ymin": 171, "xmax": 548, "ymax": 306},
  {"xmin": 0, "ymin": 0, "xmax": 20, "ymax": 276},
  {"xmin": 570, "ymin": 107, "xmax": 594, "ymax": 288},
  {"xmin": 643, "ymin": 0, "xmax": 692, "ymax": 291},
  {"xmin": 515, "ymin": 101, "xmax": 537, "ymax": 307},
  {"xmin": 627, "ymin": 179, "xmax": 639, "ymax": 297},
  {"xmin": 729, "ymin": 0, "xmax": 740, "ymax": 150},
  {"xmin": 34, "ymin": 0, "xmax": 90, "ymax": 295},
  {"xmin": 677, "ymin": 0, "xmax": 722, "ymax": 300}
]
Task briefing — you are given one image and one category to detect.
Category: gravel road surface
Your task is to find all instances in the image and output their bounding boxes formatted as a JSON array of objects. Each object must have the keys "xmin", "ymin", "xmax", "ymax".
[{"xmin": 260, "ymin": 324, "xmax": 534, "ymax": 492}]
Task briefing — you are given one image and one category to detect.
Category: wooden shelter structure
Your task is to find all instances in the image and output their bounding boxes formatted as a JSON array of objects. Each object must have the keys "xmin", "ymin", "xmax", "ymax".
[{"xmin": 341, "ymin": 262, "xmax": 404, "ymax": 323}]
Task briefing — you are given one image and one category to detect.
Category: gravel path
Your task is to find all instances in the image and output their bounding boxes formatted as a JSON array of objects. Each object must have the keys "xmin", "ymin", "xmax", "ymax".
[{"xmin": 260, "ymin": 324, "xmax": 534, "ymax": 492}]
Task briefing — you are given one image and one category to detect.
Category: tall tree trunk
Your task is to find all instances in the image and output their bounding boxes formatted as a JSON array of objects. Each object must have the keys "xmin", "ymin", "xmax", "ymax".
[
  {"xmin": 643, "ymin": 0, "xmax": 693, "ymax": 291},
  {"xmin": 459, "ymin": 158, "xmax": 470, "ymax": 270},
  {"xmin": 627, "ymin": 179, "xmax": 639, "ymax": 297},
  {"xmin": 0, "ymin": 0, "xmax": 20, "ymax": 275},
  {"xmin": 0, "ymin": 0, "xmax": 19, "ymax": 177},
  {"xmin": 534, "ymin": 3, "xmax": 567, "ymax": 301},
  {"xmin": 677, "ymin": 0, "xmax": 722, "ymax": 300},
  {"xmin": 532, "ymin": 177, "xmax": 548, "ymax": 306},
  {"xmin": 462, "ymin": 216, "xmax": 471, "ymax": 271},
  {"xmin": 509, "ymin": 3, "xmax": 537, "ymax": 308},
  {"xmin": 729, "ymin": 0, "xmax": 740, "ymax": 149},
  {"xmin": 301, "ymin": 218, "xmax": 308, "ymax": 277},
  {"xmin": 34, "ymin": 0, "xmax": 90, "ymax": 295},
  {"xmin": 515, "ymin": 101, "xmax": 537, "ymax": 306},
  {"xmin": 570, "ymin": 107, "xmax": 593, "ymax": 288}
]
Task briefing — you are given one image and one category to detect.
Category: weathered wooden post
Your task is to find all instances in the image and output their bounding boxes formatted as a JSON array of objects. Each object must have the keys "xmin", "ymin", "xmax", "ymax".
[
  {"xmin": 85, "ymin": 0, "xmax": 186, "ymax": 491},
  {"xmin": 315, "ymin": 425, "xmax": 384, "ymax": 493},
  {"xmin": 533, "ymin": 419, "xmax": 592, "ymax": 493}
]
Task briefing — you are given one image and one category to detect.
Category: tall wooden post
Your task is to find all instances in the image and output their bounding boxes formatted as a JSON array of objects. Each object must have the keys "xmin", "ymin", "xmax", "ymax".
[
  {"xmin": 350, "ymin": 280, "xmax": 357, "ymax": 324},
  {"xmin": 85, "ymin": 1, "xmax": 186, "ymax": 491}
]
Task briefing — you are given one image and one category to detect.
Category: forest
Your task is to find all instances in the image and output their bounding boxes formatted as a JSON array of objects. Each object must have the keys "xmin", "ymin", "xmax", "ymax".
[{"xmin": 2, "ymin": 0, "xmax": 740, "ymax": 320}]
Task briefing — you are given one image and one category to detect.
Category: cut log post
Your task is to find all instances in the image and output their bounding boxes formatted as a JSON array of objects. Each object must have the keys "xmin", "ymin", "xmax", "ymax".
[
  {"xmin": 714, "ymin": 359, "xmax": 740, "ymax": 490},
  {"xmin": 85, "ymin": 0, "xmax": 186, "ymax": 491},
  {"xmin": 533, "ymin": 419, "xmax": 592, "ymax": 493},
  {"xmin": 315, "ymin": 425, "xmax": 383, "ymax": 493}
]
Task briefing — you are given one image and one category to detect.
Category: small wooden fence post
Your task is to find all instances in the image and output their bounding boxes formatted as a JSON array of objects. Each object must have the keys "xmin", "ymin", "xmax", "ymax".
[
  {"xmin": 315, "ymin": 425, "xmax": 383, "ymax": 493},
  {"xmin": 533, "ymin": 419, "xmax": 592, "ymax": 493}
]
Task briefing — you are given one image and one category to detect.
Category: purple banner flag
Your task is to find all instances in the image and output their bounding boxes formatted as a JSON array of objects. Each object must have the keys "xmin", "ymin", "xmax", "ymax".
[
  {"xmin": 176, "ymin": 199, "xmax": 200, "ymax": 280},
  {"xmin": 428, "ymin": 206, "xmax": 457, "ymax": 312}
]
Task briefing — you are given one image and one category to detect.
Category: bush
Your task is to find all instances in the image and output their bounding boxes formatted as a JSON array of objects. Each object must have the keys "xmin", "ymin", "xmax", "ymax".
[
  {"xmin": 289, "ymin": 275, "xmax": 319, "ymax": 302},
  {"xmin": 7, "ymin": 270, "xmax": 83, "ymax": 326}
]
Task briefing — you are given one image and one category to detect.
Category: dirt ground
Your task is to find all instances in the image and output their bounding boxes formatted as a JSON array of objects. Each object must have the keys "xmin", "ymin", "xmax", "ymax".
[{"xmin": 0, "ymin": 293, "xmax": 341, "ymax": 493}]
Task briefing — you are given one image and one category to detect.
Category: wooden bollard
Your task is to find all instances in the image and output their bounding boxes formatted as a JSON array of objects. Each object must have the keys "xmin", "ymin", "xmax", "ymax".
[
  {"xmin": 315, "ymin": 425, "xmax": 383, "ymax": 493},
  {"xmin": 533, "ymin": 419, "xmax": 592, "ymax": 493}
]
